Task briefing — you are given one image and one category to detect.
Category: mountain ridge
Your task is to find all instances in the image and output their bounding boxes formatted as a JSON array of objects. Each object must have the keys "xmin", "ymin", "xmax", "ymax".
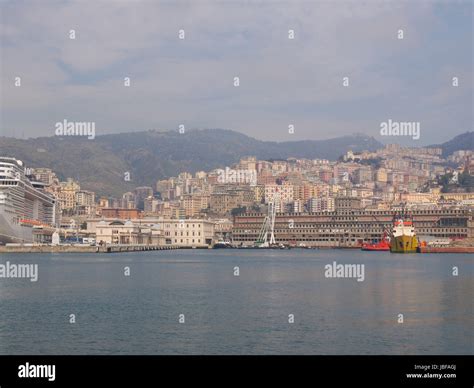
[
  {"xmin": 428, "ymin": 131, "xmax": 473, "ymax": 157},
  {"xmin": 0, "ymin": 129, "xmax": 471, "ymax": 197}
]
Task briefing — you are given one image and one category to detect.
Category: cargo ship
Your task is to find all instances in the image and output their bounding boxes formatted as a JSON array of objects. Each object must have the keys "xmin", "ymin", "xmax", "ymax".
[
  {"xmin": 361, "ymin": 232, "xmax": 390, "ymax": 251},
  {"xmin": 390, "ymin": 213, "xmax": 418, "ymax": 253},
  {"xmin": 0, "ymin": 157, "xmax": 56, "ymax": 244}
]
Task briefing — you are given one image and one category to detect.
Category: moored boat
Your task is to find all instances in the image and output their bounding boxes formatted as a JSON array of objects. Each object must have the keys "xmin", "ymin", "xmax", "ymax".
[
  {"xmin": 390, "ymin": 213, "xmax": 418, "ymax": 253},
  {"xmin": 213, "ymin": 239, "xmax": 233, "ymax": 249},
  {"xmin": 361, "ymin": 232, "xmax": 390, "ymax": 251}
]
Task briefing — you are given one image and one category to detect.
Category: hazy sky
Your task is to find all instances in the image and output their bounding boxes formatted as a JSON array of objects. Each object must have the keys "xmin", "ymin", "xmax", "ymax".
[{"xmin": 0, "ymin": 0, "xmax": 472, "ymax": 145}]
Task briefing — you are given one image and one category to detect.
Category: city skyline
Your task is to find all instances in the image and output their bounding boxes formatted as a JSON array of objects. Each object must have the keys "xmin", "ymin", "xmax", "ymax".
[
  {"xmin": 1, "ymin": 1, "xmax": 472, "ymax": 145},
  {"xmin": 1, "ymin": 141, "xmax": 472, "ymax": 248}
]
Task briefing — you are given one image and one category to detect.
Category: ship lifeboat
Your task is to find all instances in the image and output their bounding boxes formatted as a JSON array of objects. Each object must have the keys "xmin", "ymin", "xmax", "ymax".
[{"xmin": 20, "ymin": 219, "xmax": 48, "ymax": 227}]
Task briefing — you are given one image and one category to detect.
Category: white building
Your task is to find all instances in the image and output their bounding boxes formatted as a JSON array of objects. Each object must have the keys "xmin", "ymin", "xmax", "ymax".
[
  {"xmin": 89, "ymin": 217, "xmax": 215, "ymax": 247},
  {"xmin": 157, "ymin": 219, "xmax": 214, "ymax": 247},
  {"xmin": 95, "ymin": 220, "xmax": 165, "ymax": 245},
  {"xmin": 291, "ymin": 199, "xmax": 304, "ymax": 213},
  {"xmin": 307, "ymin": 197, "xmax": 335, "ymax": 212}
]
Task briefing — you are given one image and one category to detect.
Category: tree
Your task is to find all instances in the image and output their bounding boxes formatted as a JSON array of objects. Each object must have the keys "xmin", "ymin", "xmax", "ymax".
[{"xmin": 231, "ymin": 206, "xmax": 247, "ymax": 216}]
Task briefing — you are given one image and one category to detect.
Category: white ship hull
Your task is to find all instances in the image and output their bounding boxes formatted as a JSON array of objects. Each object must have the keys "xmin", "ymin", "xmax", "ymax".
[{"xmin": 0, "ymin": 211, "xmax": 34, "ymax": 243}]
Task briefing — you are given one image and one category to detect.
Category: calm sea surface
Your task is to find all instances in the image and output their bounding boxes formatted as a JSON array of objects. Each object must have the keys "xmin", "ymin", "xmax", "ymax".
[{"xmin": 0, "ymin": 249, "xmax": 472, "ymax": 355}]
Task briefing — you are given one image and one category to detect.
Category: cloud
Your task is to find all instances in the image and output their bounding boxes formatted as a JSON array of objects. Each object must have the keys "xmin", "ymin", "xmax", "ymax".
[{"xmin": 0, "ymin": 0, "xmax": 472, "ymax": 145}]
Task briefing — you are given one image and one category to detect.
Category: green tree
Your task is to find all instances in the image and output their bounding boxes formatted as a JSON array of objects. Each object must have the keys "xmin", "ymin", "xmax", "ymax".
[{"xmin": 231, "ymin": 206, "xmax": 247, "ymax": 216}]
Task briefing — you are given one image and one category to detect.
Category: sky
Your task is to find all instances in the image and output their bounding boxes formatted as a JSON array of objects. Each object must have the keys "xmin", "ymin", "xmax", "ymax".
[{"xmin": 0, "ymin": 0, "xmax": 472, "ymax": 145}]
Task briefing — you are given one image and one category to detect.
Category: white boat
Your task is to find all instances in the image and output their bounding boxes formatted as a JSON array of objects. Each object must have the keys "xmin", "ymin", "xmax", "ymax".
[{"xmin": 213, "ymin": 239, "xmax": 233, "ymax": 249}]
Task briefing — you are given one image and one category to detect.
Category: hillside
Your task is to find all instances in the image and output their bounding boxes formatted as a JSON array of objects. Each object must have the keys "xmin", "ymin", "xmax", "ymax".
[
  {"xmin": 0, "ymin": 129, "xmax": 385, "ymax": 196},
  {"xmin": 429, "ymin": 131, "xmax": 473, "ymax": 157}
]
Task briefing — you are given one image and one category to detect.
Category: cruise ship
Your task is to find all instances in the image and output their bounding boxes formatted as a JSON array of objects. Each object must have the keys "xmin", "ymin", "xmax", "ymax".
[{"xmin": 0, "ymin": 157, "xmax": 56, "ymax": 244}]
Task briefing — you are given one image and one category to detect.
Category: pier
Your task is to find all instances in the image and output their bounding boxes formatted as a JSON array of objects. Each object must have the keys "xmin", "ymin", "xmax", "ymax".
[
  {"xmin": 102, "ymin": 244, "xmax": 179, "ymax": 253},
  {"xmin": 0, "ymin": 244, "xmax": 179, "ymax": 254}
]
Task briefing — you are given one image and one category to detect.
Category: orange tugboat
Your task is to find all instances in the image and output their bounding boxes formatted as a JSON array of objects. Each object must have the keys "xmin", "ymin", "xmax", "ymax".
[{"xmin": 361, "ymin": 232, "xmax": 391, "ymax": 251}]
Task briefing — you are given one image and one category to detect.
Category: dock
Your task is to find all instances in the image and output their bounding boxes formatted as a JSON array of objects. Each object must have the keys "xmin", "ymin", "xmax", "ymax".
[
  {"xmin": 0, "ymin": 244, "xmax": 179, "ymax": 254},
  {"xmin": 418, "ymin": 246, "xmax": 474, "ymax": 253}
]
